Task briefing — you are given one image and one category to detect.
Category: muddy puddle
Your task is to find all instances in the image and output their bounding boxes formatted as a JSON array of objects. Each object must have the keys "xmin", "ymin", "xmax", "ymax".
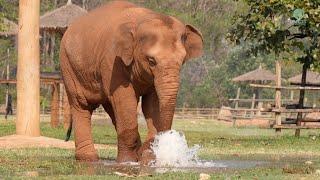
[
  {"xmin": 77, "ymin": 159, "xmax": 272, "ymax": 176},
  {"xmin": 27, "ymin": 156, "xmax": 318, "ymax": 177}
]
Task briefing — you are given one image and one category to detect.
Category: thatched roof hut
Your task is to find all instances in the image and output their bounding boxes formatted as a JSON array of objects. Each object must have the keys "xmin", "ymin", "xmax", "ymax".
[
  {"xmin": 232, "ymin": 66, "xmax": 276, "ymax": 83},
  {"xmin": 0, "ymin": 18, "xmax": 18, "ymax": 36},
  {"xmin": 40, "ymin": 0, "xmax": 87, "ymax": 32},
  {"xmin": 288, "ymin": 71, "xmax": 320, "ymax": 86}
]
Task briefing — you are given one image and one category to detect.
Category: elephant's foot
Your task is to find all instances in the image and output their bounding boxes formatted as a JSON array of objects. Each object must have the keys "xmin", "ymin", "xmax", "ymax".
[
  {"xmin": 75, "ymin": 147, "xmax": 99, "ymax": 162},
  {"xmin": 140, "ymin": 149, "xmax": 156, "ymax": 166},
  {"xmin": 75, "ymin": 151, "xmax": 99, "ymax": 161},
  {"xmin": 138, "ymin": 138, "xmax": 156, "ymax": 165},
  {"xmin": 116, "ymin": 150, "xmax": 139, "ymax": 163}
]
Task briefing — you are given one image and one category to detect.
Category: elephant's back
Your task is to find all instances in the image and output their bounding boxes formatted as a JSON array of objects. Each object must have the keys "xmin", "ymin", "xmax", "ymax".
[
  {"xmin": 62, "ymin": 1, "xmax": 138, "ymax": 67},
  {"xmin": 60, "ymin": 1, "xmax": 140, "ymax": 105},
  {"xmin": 66, "ymin": 1, "xmax": 137, "ymax": 37}
]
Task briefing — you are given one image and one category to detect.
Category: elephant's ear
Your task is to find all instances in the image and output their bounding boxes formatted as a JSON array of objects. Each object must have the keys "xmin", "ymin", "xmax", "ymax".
[
  {"xmin": 184, "ymin": 24, "xmax": 204, "ymax": 61},
  {"xmin": 115, "ymin": 22, "xmax": 135, "ymax": 66}
]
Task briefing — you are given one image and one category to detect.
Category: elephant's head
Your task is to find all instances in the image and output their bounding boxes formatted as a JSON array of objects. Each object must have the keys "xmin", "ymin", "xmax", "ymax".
[{"xmin": 116, "ymin": 13, "xmax": 203, "ymax": 131}]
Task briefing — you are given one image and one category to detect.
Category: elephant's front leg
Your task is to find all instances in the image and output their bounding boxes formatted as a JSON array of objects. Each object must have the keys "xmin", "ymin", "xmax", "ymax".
[
  {"xmin": 139, "ymin": 90, "xmax": 160, "ymax": 164},
  {"xmin": 110, "ymin": 84, "xmax": 141, "ymax": 163},
  {"xmin": 71, "ymin": 107, "xmax": 99, "ymax": 161}
]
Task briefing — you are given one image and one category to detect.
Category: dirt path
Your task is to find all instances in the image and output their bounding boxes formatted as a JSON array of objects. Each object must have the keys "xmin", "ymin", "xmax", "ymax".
[{"xmin": 0, "ymin": 135, "xmax": 112, "ymax": 149}]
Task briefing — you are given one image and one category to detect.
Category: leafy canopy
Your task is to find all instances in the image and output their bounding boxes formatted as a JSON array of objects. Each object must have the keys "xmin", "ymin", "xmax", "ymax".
[{"xmin": 228, "ymin": 0, "xmax": 320, "ymax": 69}]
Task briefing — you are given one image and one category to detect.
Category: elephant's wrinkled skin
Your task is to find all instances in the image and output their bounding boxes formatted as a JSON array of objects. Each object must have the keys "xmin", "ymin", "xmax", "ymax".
[{"xmin": 60, "ymin": 1, "xmax": 203, "ymax": 163}]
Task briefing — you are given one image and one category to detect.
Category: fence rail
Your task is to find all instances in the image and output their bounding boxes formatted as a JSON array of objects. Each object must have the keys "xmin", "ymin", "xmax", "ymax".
[{"xmin": 93, "ymin": 107, "xmax": 221, "ymax": 120}]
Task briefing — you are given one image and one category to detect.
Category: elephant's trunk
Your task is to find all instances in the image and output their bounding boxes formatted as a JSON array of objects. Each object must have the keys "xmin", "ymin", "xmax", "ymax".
[{"xmin": 154, "ymin": 68, "xmax": 180, "ymax": 132}]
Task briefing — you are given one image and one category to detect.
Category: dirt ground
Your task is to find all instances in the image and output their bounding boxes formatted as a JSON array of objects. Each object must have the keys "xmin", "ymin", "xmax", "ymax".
[
  {"xmin": 234, "ymin": 119, "xmax": 271, "ymax": 128},
  {"xmin": 0, "ymin": 135, "xmax": 109, "ymax": 149}
]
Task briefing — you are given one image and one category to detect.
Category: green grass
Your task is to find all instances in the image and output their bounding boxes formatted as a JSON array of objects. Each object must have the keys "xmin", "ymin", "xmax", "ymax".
[{"xmin": 1, "ymin": 116, "xmax": 320, "ymax": 179}]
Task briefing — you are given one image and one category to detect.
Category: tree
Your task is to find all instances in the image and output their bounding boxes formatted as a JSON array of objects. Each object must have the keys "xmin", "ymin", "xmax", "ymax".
[
  {"xmin": 229, "ymin": 0, "xmax": 320, "ymax": 135},
  {"xmin": 229, "ymin": 0, "xmax": 320, "ymax": 68}
]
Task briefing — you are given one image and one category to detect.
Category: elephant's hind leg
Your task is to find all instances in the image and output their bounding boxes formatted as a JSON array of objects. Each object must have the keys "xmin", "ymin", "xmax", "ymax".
[{"xmin": 71, "ymin": 107, "xmax": 99, "ymax": 161}]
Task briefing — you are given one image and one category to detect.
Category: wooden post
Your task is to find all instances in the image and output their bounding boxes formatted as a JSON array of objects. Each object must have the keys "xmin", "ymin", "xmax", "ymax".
[
  {"xmin": 16, "ymin": 0, "xmax": 41, "ymax": 136},
  {"xmin": 63, "ymin": 89, "xmax": 71, "ymax": 130},
  {"xmin": 232, "ymin": 87, "xmax": 241, "ymax": 126},
  {"xmin": 295, "ymin": 64, "xmax": 308, "ymax": 137},
  {"xmin": 235, "ymin": 87, "xmax": 241, "ymax": 109},
  {"xmin": 50, "ymin": 34, "xmax": 55, "ymax": 67},
  {"xmin": 251, "ymin": 93, "xmax": 256, "ymax": 118},
  {"xmin": 290, "ymin": 90, "xmax": 294, "ymax": 102},
  {"xmin": 211, "ymin": 108, "xmax": 214, "ymax": 120},
  {"xmin": 275, "ymin": 61, "xmax": 282, "ymax": 133},
  {"xmin": 182, "ymin": 103, "xmax": 185, "ymax": 120},
  {"xmin": 42, "ymin": 31, "xmax": 46, "ymax": 63},
  {"xmin": 5, "ymin": 48, "xmax": 10, "ymax": 120},
  {"xmin": 50, "ymin": 83, "xmax": 59, "ymax": 128},
  {"xmin": 256, "ymin": 88, "xmax": 263, "ymax": 116}
]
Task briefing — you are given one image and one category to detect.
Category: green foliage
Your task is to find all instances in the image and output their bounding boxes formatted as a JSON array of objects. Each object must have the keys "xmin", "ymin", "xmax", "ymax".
[{"xmin": 229, "ymin": 0, "xmax": 320, "ymax": 69}]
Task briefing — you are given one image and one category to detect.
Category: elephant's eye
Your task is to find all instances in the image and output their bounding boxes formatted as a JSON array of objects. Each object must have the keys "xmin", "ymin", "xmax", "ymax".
[{"xmin": 147, "ymin": 56, "xmax": 157, "ymax": 67}]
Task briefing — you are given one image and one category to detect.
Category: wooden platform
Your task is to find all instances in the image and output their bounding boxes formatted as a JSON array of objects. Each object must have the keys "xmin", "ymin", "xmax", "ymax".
[{"xmin": 273, "ymin": 125, "xmax": 320, "ymax": 129}]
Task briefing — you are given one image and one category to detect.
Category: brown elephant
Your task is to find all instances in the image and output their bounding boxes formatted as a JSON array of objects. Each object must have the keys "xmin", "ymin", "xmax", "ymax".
[{"xmin": 60, "ymin": 0, "xmax": 203, "ymax": 163}]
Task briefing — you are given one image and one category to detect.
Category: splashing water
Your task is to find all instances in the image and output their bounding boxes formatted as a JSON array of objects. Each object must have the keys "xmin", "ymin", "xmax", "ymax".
[{"xmin": 151, "ymin": 130, "xmax": 224, "ymax": 168}]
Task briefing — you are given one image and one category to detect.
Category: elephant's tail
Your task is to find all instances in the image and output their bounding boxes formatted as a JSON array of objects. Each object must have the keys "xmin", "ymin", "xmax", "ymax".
[{"xmin": 65, "ymin": 119, "xmax": 73, "ymax": 141}]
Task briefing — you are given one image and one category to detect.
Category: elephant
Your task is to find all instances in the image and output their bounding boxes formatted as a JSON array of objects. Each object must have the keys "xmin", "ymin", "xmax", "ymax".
[{"xmin": 60, "ymin": 0, "xmax": 203, "ymax": 163}]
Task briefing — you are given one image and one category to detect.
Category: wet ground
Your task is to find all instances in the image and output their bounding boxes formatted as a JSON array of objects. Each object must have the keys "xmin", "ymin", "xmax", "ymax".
[
  {"xmin": 97, "ymin": 159, "xmax": 266, "ymax": 174},
  {"xmin": 69, "ymin": 156, "xmax": 318, "ymax": 177}
]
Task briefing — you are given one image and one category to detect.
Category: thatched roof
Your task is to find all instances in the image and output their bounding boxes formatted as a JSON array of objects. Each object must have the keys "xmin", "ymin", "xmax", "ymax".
[
  {"xmin": 0, "ymin": 18, "xmax": 18, "ymax": 36},
  {"xmin": 40, "ymin": 0, "xmax": 87, "ymax": 31},
  {"xmin": 288, "ymin": 71, "xmax": 320, "ymax": 86},
  {"xmin": 232, "ymin": 66, "xmax": 276, "ymax": 82}
]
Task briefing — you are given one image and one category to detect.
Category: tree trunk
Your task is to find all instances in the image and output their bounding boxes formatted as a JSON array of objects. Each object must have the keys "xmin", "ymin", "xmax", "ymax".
[
  {"xmin": 16, "ymin": 0, "xmax": 41, "ymax": 137},
  {"xmin": 275, "ymin": 61, "xmax": 282, "ymax": 133},
  {"xmin": 50, "ymin": 34, "xmax": 56, "ymax": 68},
  {"xmin": 50, "ymin": 83, "xmax": 60, "ymax": 128},
  {"xmin": 295, "ymin": 63, "xmax": 308, "ymax": 137},
  {"xmin": 5, "ymin": 48, "xmax": 10, "ymax": 120},
  {"xmin": 44, "ymin": 31, "xmax": 49, "ymax": 66}
]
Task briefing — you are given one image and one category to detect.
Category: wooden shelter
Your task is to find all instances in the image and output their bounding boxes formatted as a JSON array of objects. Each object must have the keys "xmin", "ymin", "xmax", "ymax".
[
  {"xmin": 232, "ymin": 65, "xmax": 276, "ymax": 83},
  {"xmin": 0, "ymin": 18, "xmax": 18, "ymax": 120},
  {"xmin": 229, "ymin": 65, "xmax": 277, "ymax": 122},
  {"xmin": 250, "ymin": 62, "xmax": 320, "ymax": 136},
  {"xmin": 40, "ymin": 0, "xmax": 87, "ymax": 33},
  {"xmin": 289, "ymin": 71, "xmax": 320, "ymax": 87},
  {"xmin": 0, "ymin": 72, "xmax": 66, "ymax": 128},
  {"xmin": 0, "ymin": 18, "xmax": 18, "ymax": 37}
]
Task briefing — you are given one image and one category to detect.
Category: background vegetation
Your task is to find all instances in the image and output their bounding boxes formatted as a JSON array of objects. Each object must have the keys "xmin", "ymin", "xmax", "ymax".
[{"xmin": 0, "ymin": 0, "xmax": 313, "ymax": 109}]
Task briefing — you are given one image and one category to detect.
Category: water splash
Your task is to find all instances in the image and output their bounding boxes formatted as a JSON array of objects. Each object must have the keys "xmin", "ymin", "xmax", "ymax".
[{"xmin": 150, "ymin": 130, "xmax": 224, "ymax": 168}]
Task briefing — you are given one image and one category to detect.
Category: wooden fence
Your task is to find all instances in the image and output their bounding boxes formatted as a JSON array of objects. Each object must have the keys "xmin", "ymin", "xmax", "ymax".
[{"xmin": 93, "ymin": 107, "xmax": 221, "ymax": 120}]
